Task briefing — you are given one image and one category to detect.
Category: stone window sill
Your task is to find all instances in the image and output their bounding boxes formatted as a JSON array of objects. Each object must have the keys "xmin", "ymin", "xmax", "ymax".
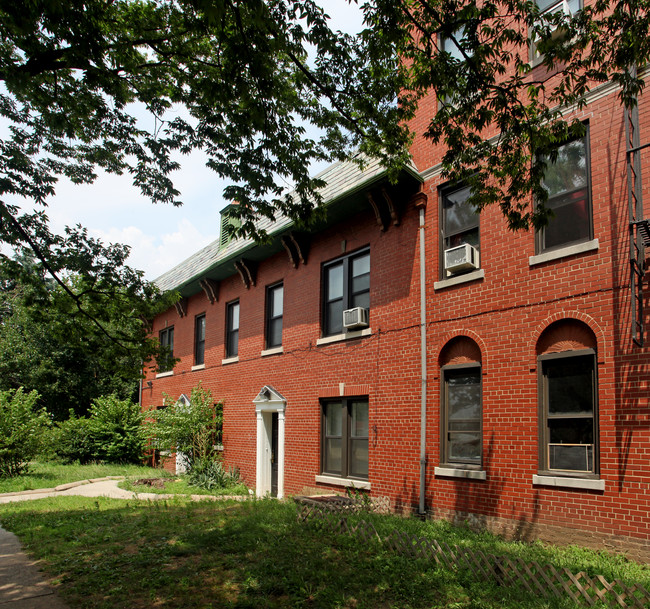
[
  {"xmin": 191, "ymin": 364, "xmax": 205, "ymax": 371},
  {"xmin": 315, "ymin": 475, "xmax": 371, "ymax": 490},
  {"xmin": 261, "ymin": 346, "xmax": 284, "ymax": 357},
  {"xmin": 434, "ymin": 269, "xmax": 485, "ymax": 291},
  {"xmin": 155, "ymin": 370, "xmax": 174, "ymax": 379},
  {"xmin": 435, "ymin": 466, "xmax": 487, "ymax": 481},
  {"xmin": 316, "ymin": 327, "xmax": 372, "ymax": 346},
  {"xmin": 532, "ymin": 474, "xmax": 605, "ymax": 491},
  {"xmin": 221, "ymin": 356, "xmax": 239, "ymax": 366},
  {"xmin": 529, "ymin": 239, "xmax": 599, "ymax": 266}
]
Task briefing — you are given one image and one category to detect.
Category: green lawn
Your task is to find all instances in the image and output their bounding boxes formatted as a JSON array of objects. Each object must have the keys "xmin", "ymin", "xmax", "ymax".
[
  {"xmin": 0, "ymin": 495, "xmax": 648, "ymax": 609},
  {"xmin": 0, "ymin": 461, "xmax": 172, "ymax": 494}
]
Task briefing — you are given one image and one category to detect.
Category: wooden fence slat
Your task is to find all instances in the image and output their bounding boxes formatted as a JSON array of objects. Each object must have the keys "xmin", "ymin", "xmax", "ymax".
[{"xmin": 565, "ymin": 571, "xmax": 596, "ymax": 606}]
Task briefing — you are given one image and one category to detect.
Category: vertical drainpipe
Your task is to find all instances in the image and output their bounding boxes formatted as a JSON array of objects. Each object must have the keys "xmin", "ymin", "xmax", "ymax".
[{"xmin": 417, "ymin": 199, "xmax": 428, "ymax": 515}]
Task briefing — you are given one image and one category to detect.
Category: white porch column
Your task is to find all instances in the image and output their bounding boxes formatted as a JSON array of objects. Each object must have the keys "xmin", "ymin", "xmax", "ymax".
[
  {"xmin": 255, "ymin": 410, "xmax": 265, "ymax": 497},
  {"xmin": 277, "ymin": 410, "xmax": 286, "ymax": 499}
]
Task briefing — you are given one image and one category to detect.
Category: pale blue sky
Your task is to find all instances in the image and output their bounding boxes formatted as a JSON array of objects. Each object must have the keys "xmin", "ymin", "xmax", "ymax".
[{"xmin": 13, "ymin": 1, "xmax": 364, "ymax": 280}]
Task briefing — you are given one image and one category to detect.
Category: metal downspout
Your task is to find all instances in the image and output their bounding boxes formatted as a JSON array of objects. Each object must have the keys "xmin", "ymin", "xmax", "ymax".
[{"xmin": 418, "ymin": 206, "xmax": 428, "ymax": 515}]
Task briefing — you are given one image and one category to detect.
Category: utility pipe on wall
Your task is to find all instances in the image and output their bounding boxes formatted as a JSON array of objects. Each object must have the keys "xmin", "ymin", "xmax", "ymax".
[{"xmin": 418, "ymin": 204, "xmax": 428, "ymax": 515}]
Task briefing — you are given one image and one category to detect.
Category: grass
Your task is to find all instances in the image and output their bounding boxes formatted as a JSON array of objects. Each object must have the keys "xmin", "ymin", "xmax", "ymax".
[
  {"xmin": 0, "ymin": 496, "xmax": 648, "ymax": 609},
  {"xmin": 0, "ymin": 461, "xmax": 173, "ymax": 494},
  {"xmin": 119, "ymin": 477, "xmax": 250, "ymax": 497}
]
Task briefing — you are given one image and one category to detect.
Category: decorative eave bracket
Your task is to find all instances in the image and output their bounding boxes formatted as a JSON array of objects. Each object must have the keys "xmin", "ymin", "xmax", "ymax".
[
  {"xmin": 200, "ymin": 278, "xmax": 220, "ymax": 304},
  {"xmin": 281, "ymin": 232, "xmax": 310, "ymax": 268},
  {"xmin": 367, "ymin": 187, "xmax": 401, "ymax": 232},
  {"xmin": 174, "ymin": 297, "xmax": 189, "ymax": 318},
  {"xmin": 234, "ymin": 258, "xmax": 257, "ymax": 289}
]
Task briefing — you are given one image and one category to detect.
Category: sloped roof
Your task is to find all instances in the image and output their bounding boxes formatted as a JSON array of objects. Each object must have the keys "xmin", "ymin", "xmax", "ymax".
[{"xmin": 155, "ymin": 154, "xmax": 421, "ymax": 293}]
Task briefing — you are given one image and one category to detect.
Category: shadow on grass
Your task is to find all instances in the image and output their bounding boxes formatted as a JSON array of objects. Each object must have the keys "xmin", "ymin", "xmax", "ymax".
[{"xmin": 0, "ymin": 497, "xmax": 603, "ymax": 609}]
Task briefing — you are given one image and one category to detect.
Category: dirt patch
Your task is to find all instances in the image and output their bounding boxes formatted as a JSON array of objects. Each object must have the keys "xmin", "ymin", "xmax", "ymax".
[{"xmin": 132, "ymin": 478, "xmax": 167, "ymax": 489}]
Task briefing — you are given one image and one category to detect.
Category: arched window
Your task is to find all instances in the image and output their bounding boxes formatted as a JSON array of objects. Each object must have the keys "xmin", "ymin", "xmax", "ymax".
[
  {"xmin": 537, "ymin": 320, "xmax": 598, "ymax": 476},
  {"xmin": 439, "ymin": 337, "xmax": 482, "ymax": 467}
]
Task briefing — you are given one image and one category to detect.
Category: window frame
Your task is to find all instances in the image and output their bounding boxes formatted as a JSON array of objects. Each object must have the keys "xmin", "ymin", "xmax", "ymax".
[
  {"xmin": 158, "ymin": 326, "xmax": 174, "ymax": 372},
  {"xmin": 439, "ymin": 183, "xmax": 480, "ymax": 279},
  {"xmin": 529, "ymin": 0, "xmax": 582, "ymax": 64},
  {"xmin": 536, "ymin": 128, "xmax": 593, "ymax": 254},
  {"xmin": 440, "ymin": 363, "xmax": 483, "ymax": 468},
  {"xmin": 225, "ymin": 300, "xmax": 240, "ymax": 359},
  {"xmin": 322, "ymin": 247, "xmax": 370, "ymax": 337},
  {"xmin": 320, "ymin": 397, "xmax": 369, "ymax": 481},
  {"xmin": 265, "ymin": 282, "xmax": 284, "ymax": 349},
  {"xmin": 194, "ymin": 313, "xmax": 206, "ymax": 366},
  {"xmin": 538, "ymin": 349, "xmax": 599, "ymax": 477}
]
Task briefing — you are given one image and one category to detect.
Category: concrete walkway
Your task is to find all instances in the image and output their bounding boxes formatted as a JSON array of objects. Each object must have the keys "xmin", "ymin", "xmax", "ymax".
[{"xmin": 0, "ymin": 477, "xmax": 246, "ymax": 607}]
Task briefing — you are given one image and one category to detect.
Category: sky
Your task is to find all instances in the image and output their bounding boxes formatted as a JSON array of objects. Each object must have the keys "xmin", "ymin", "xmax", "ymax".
[{"xmin": 11, "ymin": 1, "xmax": 364, "ymax": 281}]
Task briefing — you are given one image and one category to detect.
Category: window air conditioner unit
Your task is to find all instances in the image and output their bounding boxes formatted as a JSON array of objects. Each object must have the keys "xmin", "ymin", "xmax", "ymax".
[
  {"xmin": 343, "ymin": 307, "xmax": 368, "ymax": 330},
  {"xmin": 444, "ymin": 244, "xmax": 479, "ymax": 275}
]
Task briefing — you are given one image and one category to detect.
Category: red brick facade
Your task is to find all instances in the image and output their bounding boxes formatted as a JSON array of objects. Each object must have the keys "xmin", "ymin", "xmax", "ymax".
[{"xmin": 142, "ymin": 78, "xmax": 650, "ymax": 560}]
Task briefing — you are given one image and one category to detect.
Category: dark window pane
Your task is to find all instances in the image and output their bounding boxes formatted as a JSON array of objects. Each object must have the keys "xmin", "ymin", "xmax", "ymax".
[
  {"xmin": 443, "ymin": 186, "xmax": 477, "ymax": 235},
  {"xmin": 325, "ymin": 402, "xmax": 343, "ymax": 437},
  {"xmin": 446, "ymin": 227, "xmax": 479, "ymax": 250},
  {"xmin": 544, "ymin": 189, "xmax": 590, "ymax": 249},
  {"xmin": 325, "ymin": 439, "xmax": 342, "ymax": 473},
  {"xmin": 549, "ymin": 417, "xmax": 593, "ymax": 445},
  {"xmin": 351, "ymin": 291, "xmax": 370, "ymax": 312},
  {"xmin": 448, "ymin": 432, "xmax": 481, "ymax": 462},
  {"xmin": 227, "ymin": 329, "xmax": 238, "ymax": 358},
  {"xmin": 351, "ymin": 401, "xmax": 368, "ymax": 437},
  {"xmin": 546, "ymin": 356, "xmax": 593, "ymax": 415},
  {"xmin": 327, "ymin": 263, "xmax": 344, "ymax": 300},
  {"xmin": 327, "ymin": 300, "xmax": 343, "ymax": 335},
  {"xmin": 350, "ymin": 439, "xmax": 368, "ymax": 477},
  {"xmin": 351, "ymin": 254, "xmax": 370, "ymax": 280},
  {"xmin": 268, "ymin": 318, "xmax": 282, "ymax": 348}
]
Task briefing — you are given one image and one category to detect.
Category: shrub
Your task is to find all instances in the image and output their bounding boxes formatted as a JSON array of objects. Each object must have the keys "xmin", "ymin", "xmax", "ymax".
[
  {"xmin": 187, "ymin": 455, "xmax": 242, "ymax": 490},
  {"xmin": 88, "ymin": 395, "xmax": 146, "ymax": 464},
  {"xmin": 0, "ymin": 387, "xmax": 49, "ymax": 477},
  {"xmin": 52, "ymin": 412, "xmax": 95, "ymax": 464},
  {"xmin": 149, "ymin": 384, "xmax": 222, "ymax": 468}
]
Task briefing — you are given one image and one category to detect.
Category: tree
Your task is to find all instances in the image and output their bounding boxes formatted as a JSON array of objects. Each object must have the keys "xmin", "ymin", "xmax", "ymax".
[
  {"xmin": 0, "ymin": 0, "xmax": 646, "ymax": 288},
  {"xmin": 0, "ymin": 252, "xmax": 175, "ymax": 419}
]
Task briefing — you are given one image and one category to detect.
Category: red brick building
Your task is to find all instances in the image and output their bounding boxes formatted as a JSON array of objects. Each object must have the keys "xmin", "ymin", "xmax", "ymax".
[{"xmin": 142, "ymin": 61, "xmax": 650, "ymax": 560}]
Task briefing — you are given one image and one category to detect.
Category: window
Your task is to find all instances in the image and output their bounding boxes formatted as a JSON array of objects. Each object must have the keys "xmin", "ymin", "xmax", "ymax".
[
  {"xmin": 265, "ymin": 283, "xmax": 283, "ymax": 349},
  {"xmin": 194, "ymin": 314, "xmax": 206, "ymax": 365},
  {"xmin": 442, "ymin": 365, "xmax": 482, "ymax": 466},
  {"xmin": 225, "ymin": 300, "xmax": 239, "ymax": 358},
  {"xmin": 158, "ymin": 326, "xmax": 174, "ymax": 372},
  {"xmin": 321, "ymin": 398, "xmax": 369, "ymax": 480},
  {"xmin": 539, "ymin": 351, "xmax": 597, "ymax": 475},
  {"xmin": 530, "ymin": 0, "xmax": 581, "ymax": 62},
  {"xmin": 440, "ymin": 184, "xmax": 480, "ymax": 277},
  {"xmin": 438, "ymin": 28, "xmax": 472, "ymax": 109},
  {"xmin": 322, "ymin": 248, "xmax": 370, "ymax": 336},
  {"xmin": 537, "ymin": 132, "xmax": 591, "ymax": 252}
]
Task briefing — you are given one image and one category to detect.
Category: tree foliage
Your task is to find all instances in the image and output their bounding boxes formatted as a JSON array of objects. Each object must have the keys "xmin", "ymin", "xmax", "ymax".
[
  {"xmin": 0, "ymin": 0, "xmax": 647, "ymax": 287},
  {"xmin": 0, "ymin": 387, "xmax": 49, "ymax": 477},
  {"xmin": 0, "ymin": 252, "xmax": 175, "ymax": 419}
]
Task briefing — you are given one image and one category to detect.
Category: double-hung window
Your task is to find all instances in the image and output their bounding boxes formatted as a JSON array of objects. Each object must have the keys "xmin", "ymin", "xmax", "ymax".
[
  {"xmin": 441, "ymin": 184, "xmax": 480, "ymax": 277},
  {"xmin": 321, "ymin": 398, "xmax": 369, "ymax": 480},
  {"xmin": 537, "ymin": 132, "xmax": 592, "ymax": 253},
  {"xmin": 322, "ymin": 248, "xmax": 370, "ymax": 336},
  {"xmin": 441, "ymin": 365, "xmax": 482, "ymax": 466},
  {"xmin": 530, "ymin": 0, "xmax": 581, "ymax": 62},
  {"xmin": 194, "ymin": 314, "xmax": 206, "ymax": 366},
  {"xmin": 225, "ymin": 300, "xmax": 239, "ymax": 359},
  {"xmin": 265, "ymin": 283, "xmax": 283, "ymax": 349},
  {"xmin": 539, "ymin": 350, "xmax": 598, "ymax": 475},
  {"xmin": 158, "ymin": 326, "xmax": 174, "ymax": 372}
]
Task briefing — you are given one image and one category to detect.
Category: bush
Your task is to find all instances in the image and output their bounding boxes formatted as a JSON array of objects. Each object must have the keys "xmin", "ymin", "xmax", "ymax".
[
  {"xmin": 187, "ymin": 455, "xmax": 242, "ymax": 490},
  {"xmin": 0, "ymin": 387, "xmax": 49, "ymax": 477},
  {"xmin": 87, "ymin": 395, "xmax": 146, "ymax": 464},
  {"xmin": 52, "ymin": 413, "xmax": 95, "ymax": 464},
  {"xmin": 149, "ymin": 384, "xmax": 222, "ymax": 468}
]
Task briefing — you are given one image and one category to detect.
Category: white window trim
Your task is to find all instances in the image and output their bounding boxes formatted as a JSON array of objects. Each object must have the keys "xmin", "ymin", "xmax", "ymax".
[
  {"xmin": 434, "ymin": 269, "xmax": 485, "ymax": 291},
  {"xmin": 191, "ymin": 364, "xmax": 205, "ymax": 371},
  {"xmin": 221, "ymin": 356, "xmax": 239, "ymax": 365},
  {"xmin": 529, "ymin": 238, "xmax": 599, "ymax": 266},
  {"xmin": 315, "ymin": 474, "xmax": 371, "ymax": 490},
  {"xmin": 155, "ymin": 370, "xmax": 174, "ymax": 379},
  {"xmin": 261, "ymin": 346, "xmax": 284, "ymax": 357},
  {"xmin": 316, "ymin": 327, "xmax": 372, "ymax": 346},
  {"xmin": 532, "ymin": 474, "xmax": 605, "ymax": 491},
  {"xmin": 435, "ymin": 466, "xmax": 487, "ymax": 481}
]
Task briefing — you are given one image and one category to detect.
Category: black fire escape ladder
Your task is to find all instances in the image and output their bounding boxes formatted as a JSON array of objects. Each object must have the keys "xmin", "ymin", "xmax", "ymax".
[{"xmin": 625, "ymin": 63, "xmax": 650, "ymax": 346}]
